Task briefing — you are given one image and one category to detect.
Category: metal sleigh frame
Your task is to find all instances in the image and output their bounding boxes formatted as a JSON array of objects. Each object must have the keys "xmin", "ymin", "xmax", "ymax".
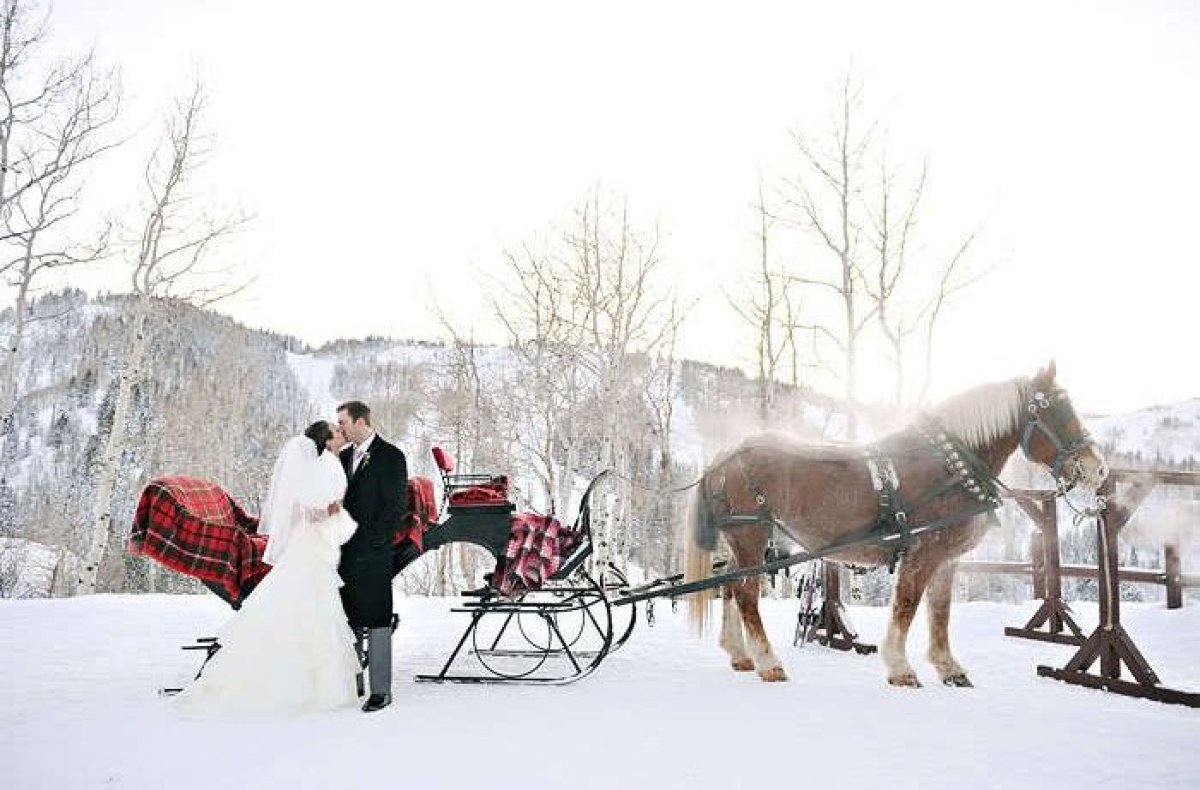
[{"xmin": 409, "ymin": 469, "xmax": 637, "ymax": 684}]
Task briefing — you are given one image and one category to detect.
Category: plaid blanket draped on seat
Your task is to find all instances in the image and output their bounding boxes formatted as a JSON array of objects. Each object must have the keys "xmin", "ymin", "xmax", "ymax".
[
  {"xmin": 492, "ymin": 512, "xmax": 583, "ymax": 597},
  {"xmin": 128, "ymin": 475, "xmax": 268, "ymax": 608},
  {"xmin": 130, "ymin": 475, "xmax": 441, "ymax": 608},
  {"xmin": 401, "ymin": 475, "xmax": 438, "ymax": 552}
]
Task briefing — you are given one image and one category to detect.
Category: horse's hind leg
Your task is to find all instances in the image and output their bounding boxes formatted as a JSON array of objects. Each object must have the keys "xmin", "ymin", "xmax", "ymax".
[
  {"xmin": 925, "ymin": 560, "xmax": 972, "ymax": 687},
  {"xmin": 718, "ymin": 584, "xmax": 754, "ymax": 672},
  {"xmin": 882, "ymin": 552, "xmax": 939, "ymax": 687}
]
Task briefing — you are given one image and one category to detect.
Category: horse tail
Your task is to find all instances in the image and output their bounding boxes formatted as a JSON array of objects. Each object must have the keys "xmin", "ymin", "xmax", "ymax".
[{"xmin": 684, "ymin": 476, "xmax": 716, "ymax": 635}]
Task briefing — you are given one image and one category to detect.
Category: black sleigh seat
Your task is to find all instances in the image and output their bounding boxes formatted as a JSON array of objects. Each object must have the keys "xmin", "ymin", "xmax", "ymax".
[{"xmin": 398, "ymin": 447, "xmax": 601, "ymax": 592}]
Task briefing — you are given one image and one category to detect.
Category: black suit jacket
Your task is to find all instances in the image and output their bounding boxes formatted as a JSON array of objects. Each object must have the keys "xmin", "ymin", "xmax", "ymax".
[{"xmin": 339, "ymin": 435, "xmax": 408, "ymax": 562}]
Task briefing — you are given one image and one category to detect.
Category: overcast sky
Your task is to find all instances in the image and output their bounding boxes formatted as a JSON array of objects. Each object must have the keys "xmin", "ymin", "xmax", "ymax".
[{"xmin": 42, "ymin": 0, "xmax": 1200, "ymax": 414}]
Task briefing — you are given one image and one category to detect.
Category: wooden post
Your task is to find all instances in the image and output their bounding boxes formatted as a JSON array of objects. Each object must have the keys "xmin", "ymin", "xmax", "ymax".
[
  {"xmin": 1164, "ymin": 539, "xmax": 1182, "ymax": 610},
  {"xmin": 1030, "ymin": 529, "xmax": 1046, "ymax": 600},
  {"xmin": 1004, "ymin": 492, "xmax": 1084, "ymax": 645},
  {"xmin": 810, "ymin": 561, "xmax": 876, "ymax": 654}
]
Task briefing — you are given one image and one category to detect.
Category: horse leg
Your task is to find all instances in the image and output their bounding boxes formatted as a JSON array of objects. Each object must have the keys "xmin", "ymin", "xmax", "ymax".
[
  {"xmin": 728, "ymin": 576, "xmax": 786, "ymax": 681},
  {"xmin": 925, "ymin": 560, "xmax": 972, "ymax": 687},
  {"xmin": 881, "ymin": 553, "xmax": 938, "ymax": 687},
  {"xmin": 718, "ymin": 583, "xmax": 754, "ymax": 671}
]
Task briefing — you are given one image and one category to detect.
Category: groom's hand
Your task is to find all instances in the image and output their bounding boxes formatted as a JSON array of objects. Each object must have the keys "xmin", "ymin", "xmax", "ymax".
[{"xmin": 327, "ymin": 501, "xmax": 342, "ymax": 517}]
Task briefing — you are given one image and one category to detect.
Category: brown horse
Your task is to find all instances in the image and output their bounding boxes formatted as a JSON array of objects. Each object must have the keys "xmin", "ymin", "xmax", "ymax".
[{"xmin": 684, "ymin": 362, "xmax": 1108, "ymax": 687}]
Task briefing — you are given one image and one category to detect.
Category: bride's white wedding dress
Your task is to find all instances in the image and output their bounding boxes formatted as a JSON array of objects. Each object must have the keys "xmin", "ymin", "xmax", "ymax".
[{"xmin": 175, "ymin": 438, "xmax": 361, "ymax": 718}]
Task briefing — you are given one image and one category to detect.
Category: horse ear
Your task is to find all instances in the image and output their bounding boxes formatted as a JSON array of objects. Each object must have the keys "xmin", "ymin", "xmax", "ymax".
[{"xmin": 1035, "ymin": 359, "xmax": 1057, "ymax": 385}]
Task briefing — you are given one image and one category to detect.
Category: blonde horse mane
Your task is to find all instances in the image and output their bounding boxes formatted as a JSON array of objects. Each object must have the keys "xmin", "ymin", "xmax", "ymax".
[{"xmin": 924, "ymin": 377, "xmax": 1029, "ymax": 450}]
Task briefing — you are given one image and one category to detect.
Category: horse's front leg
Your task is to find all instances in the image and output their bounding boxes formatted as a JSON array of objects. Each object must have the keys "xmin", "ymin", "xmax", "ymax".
[
  {"xmin": 718, "ymin": 584, "xmax": 754, "ymax": 671},
  {"xmin": 731, "ymin": 576, "xmax": 787, "ymax": 682},
  {"xmin": 925, "ymin": 560, "xmax": 972, "ymax": 687},
  {"xmin": 882, "ymin": 554, "xmax": 937, "ymax": 687}
]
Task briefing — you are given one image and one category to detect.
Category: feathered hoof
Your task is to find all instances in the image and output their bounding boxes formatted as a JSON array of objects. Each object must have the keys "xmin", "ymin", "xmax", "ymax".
[
  {"xmin": 942, "ymin": 673, "xmax": 973, "ymax": 688},
  {"xmin": 758, "ymin": 666, "xmax": 788, "ymax": 682},
  {"xmin": 887, "ymin": 673, "xmax": 923, "ymax": 688},
  {"xmin": 730, "ymin": 658, "xmax": 755, "ymax": 672}
]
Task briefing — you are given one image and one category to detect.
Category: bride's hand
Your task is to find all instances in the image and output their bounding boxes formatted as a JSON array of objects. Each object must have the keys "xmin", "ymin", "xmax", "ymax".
[{"xmin": 327, "ymin": 501, "xmax": 342, "ymax": 517}]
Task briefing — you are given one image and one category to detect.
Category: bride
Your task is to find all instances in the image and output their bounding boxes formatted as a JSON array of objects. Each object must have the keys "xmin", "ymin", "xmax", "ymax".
[{"xmin": 175, "ymin": 420, "xmax": 361, "ymax": 717}]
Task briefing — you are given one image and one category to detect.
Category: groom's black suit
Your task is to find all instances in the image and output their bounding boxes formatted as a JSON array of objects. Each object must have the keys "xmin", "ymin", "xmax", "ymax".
[{"xmin": 338, "ymin": 435, "xmax": 407, "ymax": 630}]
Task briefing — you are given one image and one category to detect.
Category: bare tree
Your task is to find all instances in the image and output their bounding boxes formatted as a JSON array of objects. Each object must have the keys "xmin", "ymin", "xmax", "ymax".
[
  {"xmin": 562, "ymin": 187, "xmax": 679, "ymax": 570},
  {"xmin": 780, "ymin": 68, "xmax": 992, "ymax": 424},
  {"xmin": 490, "ymin": 234, "xmax": 586, "ymax": 517},
  {"xmin": 490, "ymin": 185, "xmax": 681, "ymax": 571},
  {"xmin": 643, "ymin": 316, "xmax": 683, "ymax": 575},
  {"xmin": 76, "ymin": 82, "xmax": 249, "ymax": 594},
  {"xmin": 915, "ymin": 221, "xmax": 990, "ymax": 404},
  {"xmin": 0, "ymin": 0, "xmax": 119, "ymax": 435},
  {"xmin": 864, "ymin": 154, "xmax": 993, "ymax": 407},
  {"xmin": 727, "ymin": 172, "xmax": 806, "ymax": 426},
  {"xmin": 864, "ymin": 154, "xmax": 926, "ymax": 405},
  {"xmin": 782, "ymin": 70, "xmax": 879, "ymax": 437}
]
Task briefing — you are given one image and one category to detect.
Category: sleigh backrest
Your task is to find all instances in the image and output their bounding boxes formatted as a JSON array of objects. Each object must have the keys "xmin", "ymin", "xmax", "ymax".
[{"xmin": 430, "ymin": 446, "xmax": 512, "ymax": 510}]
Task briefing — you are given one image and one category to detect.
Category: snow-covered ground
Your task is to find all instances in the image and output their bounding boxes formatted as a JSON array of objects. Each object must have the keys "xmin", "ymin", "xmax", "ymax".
[{"xmin": 3, "ymin": 594, "xmax": 1198, "ymax": 789}]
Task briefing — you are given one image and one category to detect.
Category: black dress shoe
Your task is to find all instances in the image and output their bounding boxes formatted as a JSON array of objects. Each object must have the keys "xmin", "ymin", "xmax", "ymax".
[{"xmin": 362, "ymin": 693, "xmax": 391, "ymax": 712}]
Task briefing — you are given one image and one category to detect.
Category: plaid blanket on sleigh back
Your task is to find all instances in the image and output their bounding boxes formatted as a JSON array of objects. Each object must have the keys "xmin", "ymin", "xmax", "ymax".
[
  {"xmin": 130, "ymin": 475, "xmax": 440, "ymax": 608},
  {"xmin": 128, "ymin": 476, "xmax": 268, "ymax": 608},
  {"xmin": 493, "ymin": 513, "xmax": 584, "ymax": 597}
]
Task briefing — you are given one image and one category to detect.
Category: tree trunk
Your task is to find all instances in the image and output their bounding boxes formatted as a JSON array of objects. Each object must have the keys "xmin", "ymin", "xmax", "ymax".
[
  {"xmin": 0, "ymin": 268, "xmax": 31, "ymax": 433},
  {"xmin": 76, "ymin": 303, "xmax": 149, "ymax": 594}
]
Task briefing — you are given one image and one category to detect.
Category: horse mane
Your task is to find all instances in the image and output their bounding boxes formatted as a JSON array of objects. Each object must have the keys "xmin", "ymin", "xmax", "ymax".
[{"xmin": 923, "ymin": 376, "xmax": 1030, "ymax": 450}]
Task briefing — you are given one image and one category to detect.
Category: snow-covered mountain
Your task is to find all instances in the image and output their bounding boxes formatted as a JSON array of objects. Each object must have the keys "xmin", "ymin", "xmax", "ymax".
[{"xmin": 1087, "ymin": 399, "xmax": 1200, "ymax": 468}]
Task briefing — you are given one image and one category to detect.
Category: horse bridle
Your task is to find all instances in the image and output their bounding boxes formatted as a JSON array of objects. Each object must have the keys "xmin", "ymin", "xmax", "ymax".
[{"xmin": 1019, "ymin": 387, "xmax": 1097, "ymax": 494}]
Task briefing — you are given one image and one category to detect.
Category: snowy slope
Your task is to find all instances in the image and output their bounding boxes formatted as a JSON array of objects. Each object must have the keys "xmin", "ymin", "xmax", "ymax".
[
  {"xmin": 1088, "ymin": 399, "xmax": 1200, "ymax": 465},
  {"xmin": 285, "ymin": 351, "xmax": 340, "ymax": 417}
]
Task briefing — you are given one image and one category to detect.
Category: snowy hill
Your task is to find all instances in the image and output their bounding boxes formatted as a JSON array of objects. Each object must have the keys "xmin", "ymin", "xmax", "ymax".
[{"xmin": 1088, "ymin": 399, "xmax": 1200, "ymax": 467}]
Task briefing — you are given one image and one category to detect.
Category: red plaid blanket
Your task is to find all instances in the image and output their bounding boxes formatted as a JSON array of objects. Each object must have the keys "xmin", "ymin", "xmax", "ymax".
[
  {"xmin": 130, "ymin": 475, "xmax": 440, "ymax": 608},
  {"xmin": 492, "ymin": 512, "xmax": 583, "ymax": 597},
  {"xmin": 447, "ymin": 476, "xmax": 510, "ymax": 507},
  {"xmin": 400, "ymin": 475, "xmax": 438, "ymax": 552},
  {"xmin": 128, "ymin": 476, "xmax": 267, "ymax": 607}
]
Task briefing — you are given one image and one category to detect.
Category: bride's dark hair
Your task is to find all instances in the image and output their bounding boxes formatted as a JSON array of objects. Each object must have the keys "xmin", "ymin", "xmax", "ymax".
[{"xmin": 304, "ymin": 420, "xmax": 333, "ymax": 455}]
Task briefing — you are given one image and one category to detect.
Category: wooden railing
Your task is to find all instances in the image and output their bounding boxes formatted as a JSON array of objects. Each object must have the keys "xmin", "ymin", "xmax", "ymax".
[{"xmin": 959, "ymin": 469, "xmax": 1199, "ymax": 611}]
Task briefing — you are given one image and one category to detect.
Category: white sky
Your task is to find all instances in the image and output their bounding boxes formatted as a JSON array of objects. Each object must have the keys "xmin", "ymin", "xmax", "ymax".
[{"xmin": 44, "ymin": 0, "xmax": 1200, "ymax": 414}]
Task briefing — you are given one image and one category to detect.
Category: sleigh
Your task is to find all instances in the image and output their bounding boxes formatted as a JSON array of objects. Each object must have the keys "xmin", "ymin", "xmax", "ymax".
[{"xmin": 130, "ymin": 448, "xmax": 631, "ymax": 686}]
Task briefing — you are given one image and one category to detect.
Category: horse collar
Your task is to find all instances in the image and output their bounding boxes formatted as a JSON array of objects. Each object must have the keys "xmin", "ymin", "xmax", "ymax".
[{"xmin": 920, "ymin": 419, "xmax": 1002, "ymax": 508}]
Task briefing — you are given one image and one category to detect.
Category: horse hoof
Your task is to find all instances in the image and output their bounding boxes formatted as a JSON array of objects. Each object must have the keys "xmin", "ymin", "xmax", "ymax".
[
  {"xmin": 942, "ymin": 674, "xmax": 973, "ymax": 688},
  {"xmin": 759, "ymin": 666, "xmax": 788, "ymax": 682},
  {"xmin": 888, "ymin": 674, "xmax": 922, "ymax": 688},
  {"xmin": 731, "ymin": 658, "xmax": 755, "ymax": 672}
]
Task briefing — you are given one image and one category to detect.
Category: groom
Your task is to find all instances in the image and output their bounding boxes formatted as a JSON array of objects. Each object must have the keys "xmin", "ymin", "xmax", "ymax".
[{"xmin": 336, "ymin": 400, "xmax": 408, "ymax": 712}]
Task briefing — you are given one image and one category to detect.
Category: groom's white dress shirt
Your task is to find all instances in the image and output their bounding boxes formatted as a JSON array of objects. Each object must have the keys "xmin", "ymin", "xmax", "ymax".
[{"xmin": 352, "ymin": 432, "xmax": 376, "ymax": 474}]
